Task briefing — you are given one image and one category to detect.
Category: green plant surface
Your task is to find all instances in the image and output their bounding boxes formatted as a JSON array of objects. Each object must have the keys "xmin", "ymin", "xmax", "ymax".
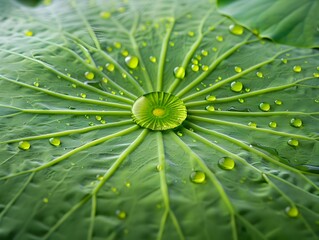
[
  {"xmin": 0, "ymin": 0, "xmax": 319, "ymax": 239},
  {"xmin": 217, "ymin": 0, "xmax": 319, "ymax": 48}
]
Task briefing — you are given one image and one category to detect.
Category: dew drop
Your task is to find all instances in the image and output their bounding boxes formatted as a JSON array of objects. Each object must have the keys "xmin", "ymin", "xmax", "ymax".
[
  {"xmin": 218, "ymin": 157, "xmax": 235, "ymax": 170},
  {"xmin": 201, "ymin": 65, "xmax": 209, "ymax": 71},
  {"xmin": 281, "ymin": 58, "xmax": 288, "ymax": 64},
  {"xmin": 156, "ymin": 164, "xmax": 163, "ymax": 171},
  {"xmin": 121, "ymin": 50, "xmax": 129, "ymax": 57},
  {"xmin": 206, "ymin": 95, "xmax": 216, "ymax": 102},
  {"xmin": 114, "ymin": 42, "xmax": 121, "ymax": 49},
  {"xmin": 125, "ymin": 181, "xmax": 131, "ymax": 188},
  {"xmin": 190, "ymin": 171, "xmax": 206, "ymax": 184},
  {"xmin": 313, "ymin": 72, "xmax": 319, "ymax": 78},
  {"xmin": 201, "ymin": 50, "xmax": 208, "ymax": 56},
  {"xmin": 205, "ymin": 105, "xmax": 215, "ymax": 112},
  {"xmin": 174, "ymin": 66, "xmax": 186, "ymax": 79},
  {"xmin": 176, "ymin": 131, "xmax": 183, "ymax": 137},
  {"xmin": 248, "ymin": 122, "xmax": 257, "ymax": 128},
  {"xmin": 274, "ymin": 99, "xmax": 282, "ymax": 105},
  {"xmin": 290, "ymin": 118, "xmax": 303, "ymax": 128},
  {"xmin": 268, "ymin": 121, "xmax": 277, "ymax": 128},
  {"xmin": 43, "ymin": 198, "xmax": 49, "ymax": 203},
  {"xmin": 259, "ymin": 102, "xmax": 271, "ymax": 112},
  {"xmin": 288, "ymin": 139, "xmax": 299, "ymax": 147},
  {"xmin": 116, "ymin": 210, "xmax": 127, "ymax": 219},
  {"xmin": 191, "ymin": 64, "xmax": 199, "ymax": 72},
  {"xmin": 33, "ymin": 82, "xmax": 39, "ymax": 87},
  {"xmin": 238, "ymin": 98, "xmax": 245, "ymax": 103},
  {"xmin": 229, "ymin": 24, "xmax": 244, "ymax": 35},
  {"xmin": 95, "ymin": 116, "xmax": 102, "ymax": 121},
  {"xmin": 230, "ymin": 81, "xmax": 243, "ymax": 92},
  {"xmin": 100, "ymin": 11, "xmax": 111, "ymax": 19},
  {"xmin": 105, "ymin": 63, "xmax": 115, "ymax": 72},
  {"xmin": 293, "ymin": 65, "xmax": 302, "ymax": 73},
  {"xmin": 285, "ymin": 206, "xmax": 299, "ymax": 218},
  {"xmin": 191, "ymin": 58, "xmax": 199, "ymax": 65},
  {"xmin": 149, "ymin": 56, "xmax": 157, "ymax": 63},
  {"xmin": 169, "ymin": 41, "xmax": 175, "ymax": 47},
  {"xmin": 256, "ymin": 71, "xmax": 263, "ymax": 78},
  {"xmin": 85, "ymin": 72, "xmax": 94, "ymax": 80},
  {"xmin": 188, "ymin": 31, "xmax": 195, "ymax": 37},
  {"xmin": 49, "ymin": 137, "xmax": 61, "ymax": 147},
  {"xmin": 234, "ymin": 66, "xmax": 242, "ymax": 73},
  {"xmin": 24, "ymin": 30, "xmax": 33, "ymax": 37},
  {"xmin": 18, "ymin": 141, "xmax": 31, "ymax": 150},
  {"xmin": 216, "ymin": 35, "xmax": 224, "ymax": 42},
  {"xmin": 80, "ymin": 93, "xmax": 87, "ymax": 98},
  {"xmin": 125, "ymin": 56, "xmax": 139, "ymax": 69}
]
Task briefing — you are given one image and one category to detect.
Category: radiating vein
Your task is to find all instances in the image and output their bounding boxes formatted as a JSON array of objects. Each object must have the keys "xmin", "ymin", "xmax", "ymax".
[
  {"xmin": 188, "ymin": 110, "xmax": 319, "ymax": 117},
  {"xmin": 169, "ymin": 132, "xmax": 238, "ymax": 240},
  {"xmin": 156, "ymin": 132, "xmax": 185, "ymax": 240}
]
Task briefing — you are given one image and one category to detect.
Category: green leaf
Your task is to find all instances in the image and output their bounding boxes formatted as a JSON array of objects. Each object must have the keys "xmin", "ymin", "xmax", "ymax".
[
  {"xmin": 0, "ymin": 0, "xmax": 319, "ymax": 239},
  {"xmin": 217, "ymin": 0, "xmax": 319, "ymax": 48}
]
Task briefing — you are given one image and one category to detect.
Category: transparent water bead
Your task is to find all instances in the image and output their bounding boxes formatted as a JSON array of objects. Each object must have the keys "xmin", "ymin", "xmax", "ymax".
[
  {"xmin": 125, "ymin": 56, "xmax": 139, "ymax": 69},
  {"xmin": 190, "ymin": 171, "xmax": 206, "ymax": 184},
  {"xmin": 290, "ymin": 118, "xmax": 303, "ymax": 128},
  {"xmin": 131, "ymin": 92, "xmax": 187, "ymax": 130},
  {"xmin": 229, "ymin": 24, "xmax": 244, "ymax": 35},
  {"xmin": 218, "ymin": 157, "xmax": 235, "ymax": 170},
  {"xmin": 49, "ymin": 138, "xmax": 61, "ymax": 147},
  {"xmin": 285, "ymin": 206, "xmax": 299, "ymax": 218},
  {"xmin": 18, "ymin": 141, "xmax": 31, "ymax": 150},
  {"xmin": 174, "ymin": 66, "xmax": 186, "ymax": 79},
  {"xmin": 259, "ymin": 102, "xmax": 271, "ymax": 112},
  {"xmin": 230, "ymin": 81, "xmax": 243, "ymax": 92}
]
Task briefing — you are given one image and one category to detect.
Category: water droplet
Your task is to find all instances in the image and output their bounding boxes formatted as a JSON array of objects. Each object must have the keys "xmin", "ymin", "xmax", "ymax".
[
  {"xmin": 106, "ymin": 47, "xmax": 113, "ymax": 52},
  {"xmin": 188, "ymin": 31, "xmax": 195, "ymax": 37},
  {"xmin": 121, "ymin": 50, "xmax": 129, "ymax": 57},
  {"xmin": 268, "ymin": 121, "xmax": 277, "ymax": 128},
  {"xmin": 202, "ymin": 65, "xmax": 209, "ymax": 71},
  {"xmin": 125, "ymin": 182, "xmax": 131, "ymax": 188},
  {"xmin": 285, "ymin": 206, "xmax": 299, "ymax": 218},
  {"xmin": 256, "ymin": 71, "xmax": 263, "ymax": 78},
  {"xmin": 313, "ymin": 72, "xmax": 319, "ymax": 78},
  {"xmin": 43, "ymin": 198, "xmax": 49, "ymax": 203},
  {"xmin": 49, "ymin": 137, "xmax": 61, "ymax": 147},
  {"xmin": 149, "ymin": 56, "xmax": 157, "ymax": 63},
  {"xmin": 105, "ymin": 63, "xmax": 115, "ymax": 72},
  {"xmin": 259, "ymin": 102, "xmax": 271, "ymax": 112},
  {"xmin": 229, "ymin": 24, "xmax": 244, "ymax": 35},
  {"xmin": 176, "ymin": 131, "xmax": 183, "ymax": 137},
  {"xmin": 24, "ymin": 30, "xmax": 33, "ymax": 37},
  {"xmin": 230, "ymin": 81, "xmax": 243, "ymax": 92},
  {"xmin": 33, "ymin": 82, "xmax": 39, "ymax": 87},
  {"xmin": 191, "ymin": 58, "xmax": 198, "ymax": 65},
  {"xmin": 117, "ymin": 7, "xmax": 126, "ymax": 13},
  {"xmin": 216, "ymin": 35, "xmax": 224, "ymax": 42},
  {"xmin": 234, "ymin": 66, "xmax": 242, "ymax": 73},
  {"xmin": 174, "ymin": 66, "xmax": 186, "ymax": 79},
  {"xmin": 293, "ymin": 65, "xmax": 302, "ymax": 73},
  {"xmin": 72, "ymin": 84, "xmax": 77, "ymax": 88},
  {"xmin": 290, "ymin": 118, "xmax": 303, "ymax": 128},
  {"xmin": 169, "ymin": 41, "xmax": 175, "ymax": 47},
  {"xmin": 114, "ymin": 42, "xmax": 121, "ymax": 49},
  {"xmin": 18, "ymin": 141, "xmax": 31, "ymax": 150},
  {"xmin": 274, "ymin": 99, "xmax": 282, "ymax": 105},
  {"xmin": 85, "ymin": 72, "xmax": 94, "ymax": 80},
  {"xmin": 125, "ymin": 56, "xmax": 139, "ymax": 69},
  {"xmin": 201, "ymin": 50, "xmax": 208, "ymax": 56},
  {"xmin": 245, "ymin": 88, "xmax": 251, "ymax": 92},
  {"xmin": 80, "ymin": 93, "xmax": 87, "ymax": 98},
  {"xmin": 206, "ymin": 105, "xmax": 215, "ymax": 112},
  {"xmin": 100, "ymin": 11, "xmax": 111, "ymax": 19},
  {"xmin": 212, "ymin": 47, "xmax": 217, "ymax": 52},
  {"xmin": 156, "ymin": 164, "xmax": 163, "ymax": 171},
  {"xmin": 218, "ymin": 157, "xmax": 235, "ymax": 170},
  {"xmin": 206, "ymin": 95, "xmax": 216, "ymax": 102},
  {"xmin": 248, "ymin": 122, "xmax": 257, "ymax": 128},
  {"xmin": 97, "ymin": 175, "xmax": 104, "ymax": 181},
  {"xmin": 116, "ymin": 210, "xmax": 127, "ymax": 219},
  {"xmin": 238, "ymin": 98, "xmax": 245, "ymax": 103},
  {"xmin": 281, "ymin": 58, "xmax": 288, "ymax": 64},
  {"xmin": 190, "ymin": 171, "xmax": 206, "ymax": 184},
  {"xmin": 191, "ymin": 64, "xmax": 199, "ymax": 72},
  {"xmin": 288, "ymin": 139, "xmax": 299, "ymax": 147}
]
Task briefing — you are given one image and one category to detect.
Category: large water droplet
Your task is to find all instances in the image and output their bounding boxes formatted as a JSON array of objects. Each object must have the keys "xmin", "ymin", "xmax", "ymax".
[
  {"xmin": 18, "ymin": 141, "xmax": 31, "ymax": 150},
  {"xmin": 85, "ymin": 72, "xmax": 94, "ymax": 80},
  {"xmin": 259, "ymin": 102, "xmax": 271, "ymax": 112},
  {"xmin": 290, "ymin": 118, "xmax": 303, "ymax": 128},
  {"xmin": 190, "ymin": 171, "xmax": 206, "ymax": 184},
  {"xmin": 287, "ymin": 139, "xmax": 299, "ymax": 147},
  {"xmin": 191, "ymin": 64, "xmax": 199, "ymax": 72},
  {"xmin": 49, "ymin": 138, "xmax": 61, "ymax": 147},
  {"xmin": 285, "ymin": 206, "xmax": 299, "ymax": 218},
  {"xmin": 293, "ymin": 65, "xmax": 302, "ymax": 73},
  {"xmin": 218, "ymin": 157, "xmax": 235, "ymax": 170},
  {"xmin": 229, "ymin": 24, "xmax": 244, "ymax": 35},
  {"xmin": 125, "ymin": 56, "xmax": 139, "ymax": 69},
  {"xmin": 230, "ymin": 81, "xmax": 243, "ymax": 92},
  {"xmin": 174, "ymin": 66, "xmax": 186, "ymax": 79}
]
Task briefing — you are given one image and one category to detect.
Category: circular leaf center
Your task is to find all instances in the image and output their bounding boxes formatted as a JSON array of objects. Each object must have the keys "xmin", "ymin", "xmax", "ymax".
[{"xmin": 131, "ymin": 92, "xmax": 187, "ymax": 130}]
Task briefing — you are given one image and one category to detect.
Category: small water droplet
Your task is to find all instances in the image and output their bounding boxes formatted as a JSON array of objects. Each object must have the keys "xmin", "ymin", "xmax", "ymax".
[
  {"xmin": 33, "ymin": 82, "xmax": 39, "ymax": 87},
  {"xmin": 218, "ymin": 157, "xmax": 235, "ymax": 170},
  {"xmin": 205, "ymin": 105, "xmax": 215, "ymax": 112},
  {"xmin": 105, "ymin": 63, "xmax": 115, "ymax": 72},
  {"xmin": 116, "ymin": 210, "xmax": 127, "ymax": 219},
  {"xmin": 80, "ymin": 93, "xmax": 87, "ymax": 98},
  {"xmin": 169, "ymin": 41, "xmax": 175, "ymax": 47},
  {"xmin": 18, "ymin": 141, "xmax": 31, "ymax": 150},
  {"xmin": 281, "ymin": 58, "xmax": 288, "ymax": 64},
  {"xmin": 149, "ymin": 56, "xmax": 157, "ymax": 63},
  {"xmin": 24, "ymin": 30, "xmax": 33, "ymax": 37},
  {"xmin": 268, "ymin": 121, "xmax": 277, "ymax": 128},
  {"xmin": 190, "ymin": 171, "xmax": 206, "ymax": 184},
  {"xmin": 256, "ymin": 71, "xmax": 263, "ymax": 78},
  {"xmin": 106, "ymin": 47, "xmax": 113, "ymax": 52},
  {"xmin": 259, "ymin": 102, "xmax": 271, "ymax": 112},
  {"xmin": 206, "ymin": 95, "xmax": 216, "ymax": 102},
  {"xmin": 245, "ymin": 88, "xmax": 251, "ymax": 92},
  {"xmin": 216, "ymin": 35, "xmax": 224, "ymax": 42},
  {"xmin": 191, "ymin": 64, "xmax": 199, "ymax": 72},
  {"xmin": 293, "ymin": 65, "xmax": 302, "ymax": 73},
  {"xmin": 285, "ymin": 206, "xmax": 299, "ymax": 218},
  {"xmin": 212, "ymin": 47, "xmax": 217, "ymax": 52},
  {"xmin": 102, "ymin": 77, "xmax": 108, "ymax": 83},
  {"xmin": 274, "ymin": 99, "xmax": 282, "ymax": 105},
  {"xmin": 188, "ymin": 31, "xmax": 195, "ymax": 37},
  {"xmin": 125, "ymin": 181, "xmax": 131, "ymax": 188},
  {"xmin": 49, "ymin": 137, "xmax": 61, "ymax": 147},
  {"xmin": 43, "ymin": 198, "xmax": 49, "ymax": 203},
  {"xmin": 85, "ymin": 72, "xmax": 94, "ymax": 80},
  {"xmin": 114, "ymin": 42, "xmax": 121, "ymax": 49},
  {"xmin": 230, "ymin": 81, "xmax": 243, "ymax": 92},
  {"xmin": 290, "ymin": 118, "xmax": 303, "ymax": 128},
  {"xmin": 100, "ymin": 11, "xmax": 111, "ymax": 19},
  {"xmin": 156, "ymin": 164, "xmax": 163, "ymax": 171},
  {"xmin": 234, "ymin": 66, "xmax": 242, "ymax": 73},
  {"xmin": 229, "ymin": 24, "xmax": 244, "ymax": 35},
  {"xmin": 121, "ymin": 50, "xmax": 129, "ymax": 57},
  {"xmin": 287, "ymin": 139, "xmax": 299, "ymax": 147},
  {"xmin": 176, "ymin": 131, "xmax": 183, "ymax": 137},
  {"xmin": 238, "ymin": 98, "xmax": 245, "ymax": 103},
  {"xmin": 248, "ymin": 122, "xmax": 257, "ymax": 128},
  {"xmin": 174, "ymin": 66, "xmax": 186, "ymax": 79},
  {"xmin": 201, "ymin": 50, "xmax": 208, "ymax": 56},
  {"xmin": 95, "ymin": 116, "xmax": 102, "ymax": 121},
  {"xmin": 72, "ymin": 84, "xmax": 77, "ymax": 88},
  {"xmin": 313, "ymin": 72, "xmax": 319, "ymax": 78},
  {"xmin": 125, "ymin": 56, "xmax": 139, "ymax": 69},
  {"xmin": 191, "ymin": 58, "xmax": 198, "ymax": 65},
  {"xmin": 201, "ymin": 65, "xmax": 208, "ymax": 71}
]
